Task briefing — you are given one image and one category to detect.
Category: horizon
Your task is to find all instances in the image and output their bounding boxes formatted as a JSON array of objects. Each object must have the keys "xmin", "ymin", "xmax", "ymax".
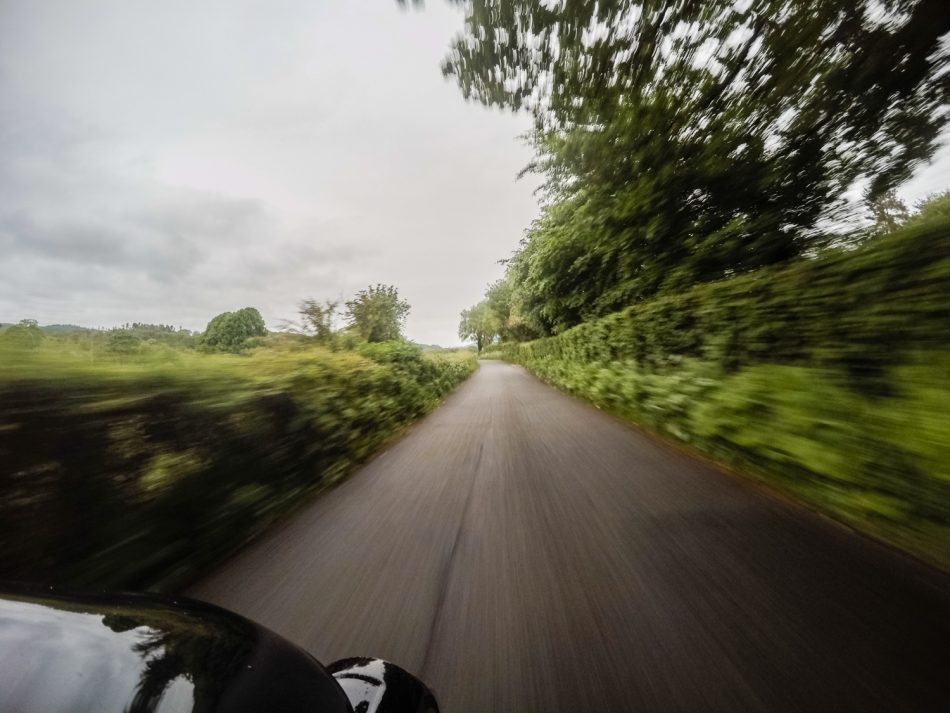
[{"xmin": 1, "ymin": 0, "xmax": 948, "ymax": 346}]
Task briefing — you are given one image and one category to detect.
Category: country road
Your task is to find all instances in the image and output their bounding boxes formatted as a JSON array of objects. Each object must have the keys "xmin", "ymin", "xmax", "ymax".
[{"xmin": 189, "ymin": 361, "xmax": 950, "ymax": 712}]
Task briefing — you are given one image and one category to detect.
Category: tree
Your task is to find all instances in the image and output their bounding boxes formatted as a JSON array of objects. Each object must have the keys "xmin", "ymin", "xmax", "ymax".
[
  {"xmin": 483, "ymin": 277, "xmax": 542, "ymax": 342},
  {"xmin": 459, "ymin": 301, "xmax": 500, "ymax": 353},
  {"xmin": 106, "ymin": 330, "xmax": 141, "ymax": 356},
  {"xmin": 345, "ymin": 285, "xmax": 410, "ymax": 342},
  {"xmin": 1, "ymin": 319, "xmax": 43, "ymax": 349},
  {"xmin": 443, "ymin": 0, "xmax": 950, "ymax": 332},
  {"xmin": 201, "ymin": 307, "xmax": 267, "ymax": 352},
  {"xmin": 906, "ymin": 190, "xmax": 950, "ymax": 228},
  {"xmin": 865, "ymin": 188, "xmax": 910, "ymax": 235},
  {"xmin": 297, "ymin": 299, "xmax": 340, "ymax": 344}
]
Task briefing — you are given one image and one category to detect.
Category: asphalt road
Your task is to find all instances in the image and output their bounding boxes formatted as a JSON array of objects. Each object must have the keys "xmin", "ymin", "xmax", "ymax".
[{"xmin": 189, "ymin": 360, "xmax": 950, "ymax": 712}]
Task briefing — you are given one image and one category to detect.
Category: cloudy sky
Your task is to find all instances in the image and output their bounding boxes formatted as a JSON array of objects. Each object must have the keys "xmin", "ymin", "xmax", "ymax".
[{"xmin": 1, "ymin": 1, "xmax": 948, "ymax": 345}]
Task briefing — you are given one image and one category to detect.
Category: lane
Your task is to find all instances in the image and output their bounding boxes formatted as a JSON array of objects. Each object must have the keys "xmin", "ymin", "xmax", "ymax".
[{"xmin": 189, "ymin": 361, "xmax": 950, "ymax": 712}]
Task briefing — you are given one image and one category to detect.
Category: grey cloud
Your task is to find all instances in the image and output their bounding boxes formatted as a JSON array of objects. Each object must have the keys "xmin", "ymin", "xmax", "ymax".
[
  {"xmin": 1, "ymin": 211, "xmax": 129, "ymax": 267},
  {"xmin": 0, "ymin": 0, "xmax": 544, "ymax": 342},
  {"xmin": 0, "ymin": 187, "xmax": 268, "ymax": 282}
]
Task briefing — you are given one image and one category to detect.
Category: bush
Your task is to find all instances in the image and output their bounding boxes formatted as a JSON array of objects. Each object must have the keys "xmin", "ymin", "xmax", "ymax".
[
  {"xmin": 200, "ymin": 307, "xmax": 267, "ymax": 353},
  {"xmin": 106, "ymin": 331, "xmax": 142, "ymax": 356}
]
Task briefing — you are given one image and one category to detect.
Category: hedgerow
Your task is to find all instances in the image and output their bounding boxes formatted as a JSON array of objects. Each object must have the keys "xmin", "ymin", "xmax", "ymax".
[
  {"xmin": 503, "ymin": 220, "xmax": 950, "ymax": 567},
  {"xmin": 0, "ymin": 342, "xmax": 475, "ymax": 590}
]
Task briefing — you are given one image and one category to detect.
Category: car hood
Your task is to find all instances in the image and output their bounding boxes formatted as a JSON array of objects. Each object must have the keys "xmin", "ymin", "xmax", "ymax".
[{"xmin": 0, "ymin": 584, "xmax": 352, "ymax": 713}]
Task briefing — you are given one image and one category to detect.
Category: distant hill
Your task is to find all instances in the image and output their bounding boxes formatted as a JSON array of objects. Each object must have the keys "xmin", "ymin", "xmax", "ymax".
[
  {"xmin": 411, "ymin": 342, "xmax": 446, "ymax": 352},
  {"xmin": 1, "ymin": 322, "xmax": 93, "ymax": 333}
]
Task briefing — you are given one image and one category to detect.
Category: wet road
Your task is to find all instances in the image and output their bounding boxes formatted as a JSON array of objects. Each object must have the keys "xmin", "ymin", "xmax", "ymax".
[{"xmin": 189, "ymin": 360, "xmax": 950, "ymax": 712}]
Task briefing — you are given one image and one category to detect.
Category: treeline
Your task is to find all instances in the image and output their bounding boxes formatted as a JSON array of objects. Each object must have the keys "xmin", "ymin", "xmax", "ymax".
[
  {"xmin": 453, "ymin": 0, "xmax": 949, "ymax": 343},
  {"xmin": 465, "ymin": 192, "xmax": 950, "ymax": 351},
  {"xmin": 0, "ymin": 320, "xmax": 198, "ymax": 354},
  {"xmin": 2, "ymin": 283, "xmax": 420, "ymax": 359},
  {"xmin": 1, "ymin": 285, "xmax": 476, "ymax": 590}
]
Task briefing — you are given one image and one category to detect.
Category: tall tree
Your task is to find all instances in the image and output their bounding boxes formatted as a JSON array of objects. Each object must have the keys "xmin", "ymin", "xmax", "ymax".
[
  {"xmin": 443, "ymin": 0, "xmax": 950, "ymax": 332},
  {"xmin": 345, "ymin": 284, "xmax": 411, "ymax": 342},
  {"xmin": 484, "ymin": 277, "xmax": 542, "ymax": 342},
  {"xmin": 459, "ymin": 301, "xmax": 500, "ymax": 353},
  {"xmin": 297, "ymin": 299, "xmax": 340, "ymax": 344},
  {"xmin": 865, "ymin": 188, "xmax": 910, "ymax": 235}
]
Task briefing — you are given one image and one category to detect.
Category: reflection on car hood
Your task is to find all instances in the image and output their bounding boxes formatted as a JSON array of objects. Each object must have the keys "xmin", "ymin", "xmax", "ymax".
[{"xmin": 0, "ymin": 584, "xmax": 352, "ymax": 713}]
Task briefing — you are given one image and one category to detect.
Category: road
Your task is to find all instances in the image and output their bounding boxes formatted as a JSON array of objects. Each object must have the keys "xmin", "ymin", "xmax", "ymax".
[{"xmin": 189, "ymin": 360, "xmax": 950, "ymax": 712}]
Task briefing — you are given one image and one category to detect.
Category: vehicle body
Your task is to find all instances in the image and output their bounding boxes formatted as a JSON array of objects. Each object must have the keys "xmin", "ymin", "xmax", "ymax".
[{"xmin": 0, "ymin": 583, "xmax": 438, "ymax": 713}]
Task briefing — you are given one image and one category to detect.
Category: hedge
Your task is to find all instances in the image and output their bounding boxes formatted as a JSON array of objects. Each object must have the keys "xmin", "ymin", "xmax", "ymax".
[
  {"xmin": 0, "ymin": 343, "xmax": 475, "ymax": 590},
  {"xmin": 503, "ymin": 220, "xmax": 950, "ymax": 568}
]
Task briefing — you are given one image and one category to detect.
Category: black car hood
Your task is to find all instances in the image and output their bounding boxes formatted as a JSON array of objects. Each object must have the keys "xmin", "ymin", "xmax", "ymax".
[{"xmin": 0, "ymin": 584, "xmax": 352, "ymax": 713}]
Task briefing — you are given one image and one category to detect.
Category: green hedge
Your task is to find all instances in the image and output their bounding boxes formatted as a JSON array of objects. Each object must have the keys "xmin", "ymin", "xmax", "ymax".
[
  {"xmin": 504, "ymin": 221, "xmax": 950, "ymax": 567},
  {"xmin": 0, "ymin": 343, "xmax": 475, "ymax": 590}
]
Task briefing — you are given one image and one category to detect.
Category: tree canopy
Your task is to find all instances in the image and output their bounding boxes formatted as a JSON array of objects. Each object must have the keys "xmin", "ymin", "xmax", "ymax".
[
  {"xmin": 445, "ymin": 0, "xmax": 950, "ymax": 334},
  {"xmin": 201, "ymin": 307, "xmax": 267, "ymax": 352},
  {"xmin": 0, "ymin": 319, "xmax": 43, "ymax": 350},
  {"xmin": 106, "ymin": 331, "xmax": 142, "ymax": 356},
  {"xmin": 906, "ymin": 190, "xmax": 950, "ymax": 228},
  {"xmin": 345, "ymin": 284, "xmax": 411, "ymax": 342},
  {"xmin": 866, "ymin": 189, "xmax": 910, "ymax": 236},
  {"xmin": 458, "ymin": 301, "xmax": 500, "ymax": 353},
  {"xmin": 297, "ymin": 299, "xmax": 340, "ymax": 344}
]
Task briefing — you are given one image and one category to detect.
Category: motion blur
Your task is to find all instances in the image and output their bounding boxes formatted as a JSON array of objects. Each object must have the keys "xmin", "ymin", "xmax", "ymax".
[
  {"xmin": 1, "ymin": 1, "xmax": 950, "ymax": 712},
  {"xmin": 453, "ymin": 0, "xmax": 950, "ymax": 566}
]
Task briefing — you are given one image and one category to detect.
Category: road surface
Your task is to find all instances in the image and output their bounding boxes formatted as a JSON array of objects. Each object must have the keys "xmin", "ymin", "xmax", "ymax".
[{"xmin": 189, "ymin": 360, "xmax": 950, "ymax": 712}]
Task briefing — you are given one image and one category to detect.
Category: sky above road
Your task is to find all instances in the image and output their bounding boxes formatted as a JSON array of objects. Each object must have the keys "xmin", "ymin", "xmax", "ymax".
[{"xmin": 1, "ymin": 0, "xmax": 948, "ymax": 345}]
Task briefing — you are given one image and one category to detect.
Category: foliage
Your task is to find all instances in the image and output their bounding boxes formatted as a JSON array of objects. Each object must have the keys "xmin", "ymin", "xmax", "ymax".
[
  {"xmin": 446, "ymin": 0, "xmax": 950, "ymax": 331},
  {"xmin": 200, "ymin": 307, "xmax": 267, "ymax": 353},
  {"xmin": 0, "ymin": 319, "xmax": 43, "ymax": 350},
  {"xmin": 345, "ymin": 284, "xmax": 411, "ymax": 343},
  {"xmin": 510, "ymin": 219, "xmax": 950, "ymax": 376},
  {"xmin": 297, "ymin": 299, "xmax": 340, "ymax": 344},
  {"xmin": 0, "ymin": 341, "xmax": 476, "ymax": 591},
  {"xmin": 485, "ymin": 278, "xmax": 542, "ymax": 342},
  {"xmin": 106, "ymin": 330, "xmax": 142, "ymax": 356},
  {"xmin": 458, "ymin": 300, "xmax": 500, "ymax": 353},
  {"xmin": 122, "ymin": 323, "xmax": 196, "ymax": 349},
  {"xmin": 906, "ymin": 190, "xmax": 950, "ymax": 228},
  {"xmin": 118, "ymin": 323, "xmax": 193, "ymax": 338},
  {"xmin": 458, "ymin": 278, "xmax": 545, "ymax": 350},
  {"xmin": 865, "ymin": 188, "xmax": 910, "ymax": 236},
  {"xmin": 502, "ymin": 218, "xmax": 950, "ymax": 567}
]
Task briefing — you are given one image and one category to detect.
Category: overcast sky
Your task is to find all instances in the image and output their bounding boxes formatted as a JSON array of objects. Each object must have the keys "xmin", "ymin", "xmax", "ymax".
[{"xmin": 1, "ymin": 1, "xmax": 948, "ymax": 345}]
